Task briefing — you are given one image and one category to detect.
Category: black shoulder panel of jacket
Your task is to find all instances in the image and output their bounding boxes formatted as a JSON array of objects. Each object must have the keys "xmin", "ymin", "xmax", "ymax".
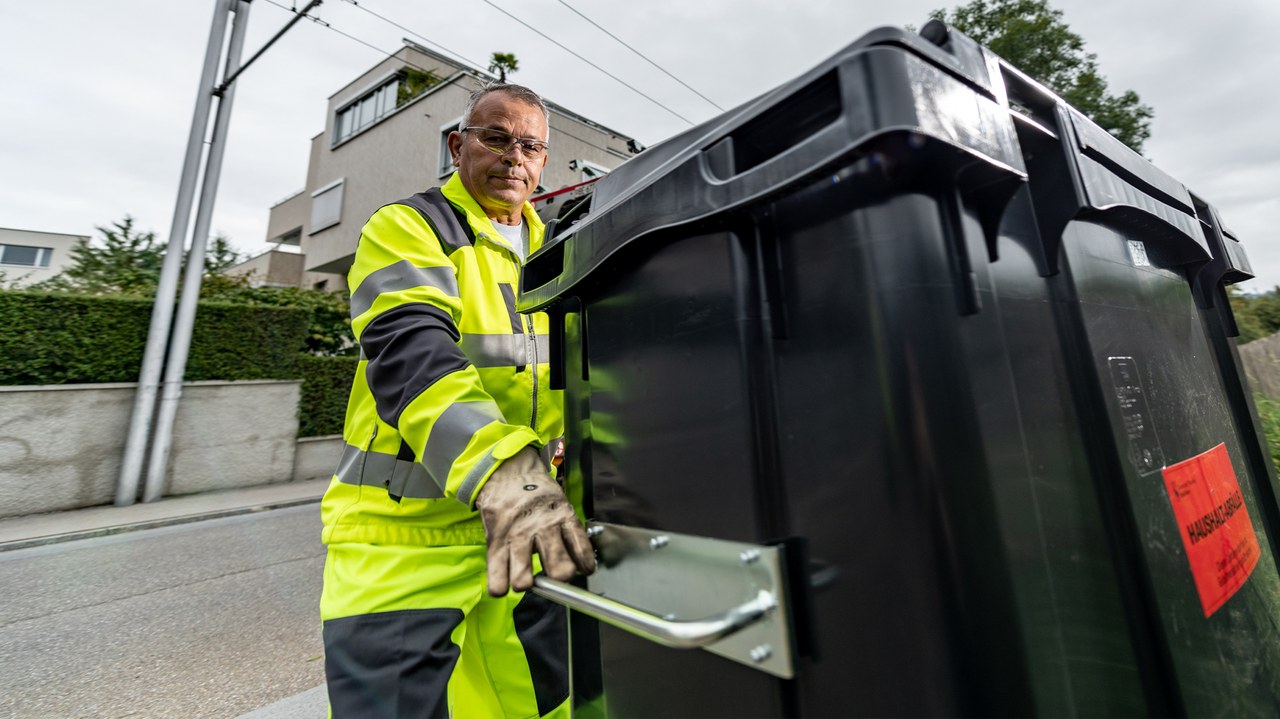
[{"xmin": 394, "ymin": 188, "xmax": 476, "ymax": 256}]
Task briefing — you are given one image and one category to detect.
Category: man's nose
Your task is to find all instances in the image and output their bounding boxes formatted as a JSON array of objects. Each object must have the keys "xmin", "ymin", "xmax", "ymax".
[{"xmin": 499, "ymin": 144, "xmax": 523, "ymax": 164}]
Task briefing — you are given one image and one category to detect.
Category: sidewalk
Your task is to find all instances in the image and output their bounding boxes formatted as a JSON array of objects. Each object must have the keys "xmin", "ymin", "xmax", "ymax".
[{"xmin": 0, "ymin": 478, "xmax": 330, "ymax": 551}]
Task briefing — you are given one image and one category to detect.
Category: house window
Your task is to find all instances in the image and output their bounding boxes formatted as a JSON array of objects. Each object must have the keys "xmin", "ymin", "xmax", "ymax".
[
  {"xmin": 439, "ymin": 116, "xmax": 462, "ymax": 177},
  {"xmin": 0, "ymin": 244, "xmax": 52, "ymax": 267},
  {"xmin": 334, "ymin": 67, "xmax": 441, "ymax": 145},
  {"xmin": 310, "ymin": 179, "xmax": 345, "ymax": 233},
  {"xmin": 336, "ymin": 79, "xmax": 398, "ymax": 144}
]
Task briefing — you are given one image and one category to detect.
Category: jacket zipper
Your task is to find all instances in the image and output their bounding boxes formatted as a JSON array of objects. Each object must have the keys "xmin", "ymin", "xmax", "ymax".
[
  {"xmin": 481, "ymin": 230, "xmax": 539, "ymax": 431},
  {"xmin": 526, "ymin": 314, "xmax": 538, "ymax": 430}
]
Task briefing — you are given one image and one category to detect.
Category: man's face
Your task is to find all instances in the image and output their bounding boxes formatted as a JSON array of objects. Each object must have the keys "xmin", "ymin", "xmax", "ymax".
[{"xmin": 448, "ymin": 92, "xmax": 549, "ymax": 222}]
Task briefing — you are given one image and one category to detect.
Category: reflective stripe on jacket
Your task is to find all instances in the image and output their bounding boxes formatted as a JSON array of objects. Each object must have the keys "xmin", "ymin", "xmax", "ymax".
[{"xmin": 321, "ymin": 173, "xmax": 564, "ymax": 547}]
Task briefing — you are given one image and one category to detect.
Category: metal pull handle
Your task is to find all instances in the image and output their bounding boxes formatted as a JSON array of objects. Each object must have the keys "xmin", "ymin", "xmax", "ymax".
[{"xmin": 531, "ymin": 576, "xmax": 776, "ymax": 649}]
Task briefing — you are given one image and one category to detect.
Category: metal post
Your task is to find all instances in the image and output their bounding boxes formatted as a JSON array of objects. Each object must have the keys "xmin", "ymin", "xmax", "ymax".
[
  {"xmin": 142, "ymin": 0, "xmax": 253, "ymax": 503},
  {"xmin": 116, "ymin": 0, "xmax": 234, "ymax": 506}
]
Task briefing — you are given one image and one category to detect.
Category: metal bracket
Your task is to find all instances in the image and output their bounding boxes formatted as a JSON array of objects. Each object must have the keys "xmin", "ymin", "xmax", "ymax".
[{"xmin": 532, "ymin": 522, "xmax": 795, "ymax": 679}]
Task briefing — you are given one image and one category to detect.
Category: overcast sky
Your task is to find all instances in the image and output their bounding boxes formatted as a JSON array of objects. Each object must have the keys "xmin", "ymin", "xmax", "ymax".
[{"xmin": 2, "ymin": 0, "xmax": 1277, "ymax": 291}]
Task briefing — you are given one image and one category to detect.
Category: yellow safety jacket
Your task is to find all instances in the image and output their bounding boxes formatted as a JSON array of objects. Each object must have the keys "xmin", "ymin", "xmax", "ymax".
[{"xmin": 321, "ymin": 173, "xmax": 563, "ymax": 547}]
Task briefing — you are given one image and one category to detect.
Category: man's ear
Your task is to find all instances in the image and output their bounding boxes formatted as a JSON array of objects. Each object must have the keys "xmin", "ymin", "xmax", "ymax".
[{"xmin": 446, "ymin": 130, "xmax": 463, "ymax": 163}]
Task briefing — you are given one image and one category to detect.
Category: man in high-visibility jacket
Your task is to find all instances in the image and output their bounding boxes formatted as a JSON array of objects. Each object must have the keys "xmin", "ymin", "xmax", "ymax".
[{"xmin": 320, "ymin": 83, "xmax": 597, "ymax": 718}]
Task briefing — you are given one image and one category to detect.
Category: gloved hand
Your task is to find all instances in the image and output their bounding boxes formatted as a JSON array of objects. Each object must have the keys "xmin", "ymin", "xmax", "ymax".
[{"xmin": 475, "ymin": 446, "xmax": 596, "ymax": 596}]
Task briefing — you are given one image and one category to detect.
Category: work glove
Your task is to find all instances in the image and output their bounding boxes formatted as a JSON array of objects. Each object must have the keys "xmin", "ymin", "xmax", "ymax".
[{"xmin": 475, "ymin": 446, "xmax": 596, "ymax": 596}]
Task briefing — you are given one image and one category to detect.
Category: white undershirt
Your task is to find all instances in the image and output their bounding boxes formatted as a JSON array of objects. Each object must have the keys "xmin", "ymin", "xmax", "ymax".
[{"xmin": 491, "ymin": 220, "xmax": 528, "ymax": 262}]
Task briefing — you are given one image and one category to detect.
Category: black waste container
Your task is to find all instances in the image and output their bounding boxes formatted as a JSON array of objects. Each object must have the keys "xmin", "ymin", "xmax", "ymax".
[{"xmin": 520, "ymin": 20, "xmax": 1280, "ymax": 718}]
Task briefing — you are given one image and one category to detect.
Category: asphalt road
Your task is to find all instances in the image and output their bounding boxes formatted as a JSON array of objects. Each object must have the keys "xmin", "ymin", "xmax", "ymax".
[{"xmin": 0, "ymin": 504, "xmax": 327, "ymax": 719}]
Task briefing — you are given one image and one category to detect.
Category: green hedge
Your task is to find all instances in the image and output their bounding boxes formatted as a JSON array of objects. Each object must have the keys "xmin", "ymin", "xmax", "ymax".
[
  {"xmin": 298, "ymin": 355, "xmax": 358, "ymax": 437},
  {"xmin": 184, "ymin": 301, "xmax": 311, "ymax": 380},
  {"xmin": 0, "ymin": 292, "xmax": 153, "ymax": 384},
  {"xmin": 0, "ymin": 291, "xmax": 310, "ymax": 384},
  {"xmin": 1253, "ymin": 393, "xmax": 1280, "ymax": 472},
  {"xmin": 0, "ymin": 291, "xmax": 356, "ymax": 437}
]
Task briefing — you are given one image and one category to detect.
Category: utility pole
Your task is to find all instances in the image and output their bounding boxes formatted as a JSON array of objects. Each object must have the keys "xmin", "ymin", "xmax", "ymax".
[
  {"xmin": 116, "ymin": 0, "xmax": 235, "ymax": 506},
  {"xmin": 142, "ymin": 0, "xmax": 253, "ymax": 503},
  {"xmin": 117, "ymin": 0, "xmax": 323, "ymax": 506}
]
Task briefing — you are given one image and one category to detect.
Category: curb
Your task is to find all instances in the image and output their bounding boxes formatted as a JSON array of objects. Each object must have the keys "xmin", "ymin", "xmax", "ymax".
[{"xmin": 0, "ymin": 496, "xmax": 322, "ymax": 553}]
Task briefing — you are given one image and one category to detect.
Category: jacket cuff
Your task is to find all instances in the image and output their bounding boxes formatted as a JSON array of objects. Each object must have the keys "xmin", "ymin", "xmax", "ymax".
[{"xmin": 455, "ymin": 429, "xmax": 542, "ymax": 509}]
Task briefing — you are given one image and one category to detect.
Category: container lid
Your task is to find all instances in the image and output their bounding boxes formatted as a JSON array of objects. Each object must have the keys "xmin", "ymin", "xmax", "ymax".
[{"xmin": 520, "ymin": 24, "xmax": 1027, "ymax": 311}]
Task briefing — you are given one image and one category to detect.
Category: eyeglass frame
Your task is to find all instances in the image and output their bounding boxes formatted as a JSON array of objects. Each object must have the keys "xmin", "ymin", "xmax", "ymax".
[{"xmin": 460, "ymin": 126, "xmax": 550, "ymax": 158}]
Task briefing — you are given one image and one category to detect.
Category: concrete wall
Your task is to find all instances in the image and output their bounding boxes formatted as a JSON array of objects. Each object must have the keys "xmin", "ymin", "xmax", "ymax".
[
  {"xmin": 1240, "ymin": 333, "xmax": 1280, "ymax": 400},
  {"xmin": 0, "ymin": 380, "xmax": 307, "ymax": 519},
  {"xmin": 293, "ymin": 435, "xmax": 344, "ymax": 482},
  {"xmin": 266, "ymin": 189, "xmax": 307, "ymax": 243},
  {"xmin": 166, "ymin": 381, "xmax": 302, "ymax": 496},
  {"xmin": 223, "ymin": 250, "xmax": 306, "ymax": 288}
]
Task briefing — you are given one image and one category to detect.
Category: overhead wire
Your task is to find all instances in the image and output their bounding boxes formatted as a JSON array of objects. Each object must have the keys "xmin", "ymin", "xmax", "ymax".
[
  {"xmin": 258, "ymin": 0, "xmax": 473, "ymax": 108},
  {"xmin": 274, "ymin": 0, "xmax": 693, "ymax": 128},
  {"xmin": 257, "ymin": 0, "xmax": 630, "ymax": 159},
  {"xmin": 261, "ymin": 0, "xmax": 391, "ymax": 60},
  {"xmin": 337, "ymin": 0, "xmax": 491, "ymax": 73},
  {"xmin": 265, "ymin": 0, "xmax": 474, "ymax": 88},
  {"xmin": 554, "ymin": 0, "xmax": 723, "ymax": 112},
  {"xmin": 479, "ymin": 0, "xmax": 694, "ymax": 125}
]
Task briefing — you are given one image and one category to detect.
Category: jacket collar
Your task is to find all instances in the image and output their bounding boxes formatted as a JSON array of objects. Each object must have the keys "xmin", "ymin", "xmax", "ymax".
[{"xmin": 440, "ymin": 173, "xmax": 546, "ymax": 258}]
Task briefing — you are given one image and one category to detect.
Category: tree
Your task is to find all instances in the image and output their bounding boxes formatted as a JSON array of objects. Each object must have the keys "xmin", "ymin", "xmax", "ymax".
[
  {"xmin": 931, "ymin": 0, "xmax": 1154, "ymax": 152},
  {"xmin": 36, "ymin": 216, "xmax": 164, "ymax": 296},
  {"xmin": 488, "ymin": 52, "xmax": 519, "ymax": 82},
  {"xmin": 397, "ymin": 67, "xmax": 441, "ymax": 107},
  {"xmin": 1229, "ymin": 286, "xmax": 1268, "ymax": 344},
  {"xmin": 204, "ymin": 233, "xmax": 242, "ymax": 274},
  {"xmin": 31, "ymin": 217, "xmax": 242, "ymax": 296},
  {"xmin": 1226, "ymin": 285, "xmax": 1280, "ymax": 344}
]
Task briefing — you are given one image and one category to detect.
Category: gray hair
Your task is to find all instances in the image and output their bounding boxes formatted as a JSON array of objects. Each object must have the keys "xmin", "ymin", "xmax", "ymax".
[{"xmin": 457, "ymin": 83, "xmax": 550, "ymax": 136}]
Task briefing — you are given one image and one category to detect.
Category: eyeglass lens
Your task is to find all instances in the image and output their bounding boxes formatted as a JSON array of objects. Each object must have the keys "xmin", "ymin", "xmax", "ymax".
[{"xmin": 468, "ymin": 127, "xmax": 547, "ymax": 157}]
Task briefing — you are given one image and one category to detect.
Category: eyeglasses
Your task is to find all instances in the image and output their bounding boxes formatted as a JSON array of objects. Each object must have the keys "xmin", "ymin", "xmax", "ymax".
[{"xmin": 462, "ymin": 126, "xmax": 549, "ymax": 158}]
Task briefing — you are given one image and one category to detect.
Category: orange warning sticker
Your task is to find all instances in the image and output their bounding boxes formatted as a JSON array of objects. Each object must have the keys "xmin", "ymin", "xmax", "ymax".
[{"xmin": 1161, "ymin": 443, "xmax": 1260, "ymax": 617}]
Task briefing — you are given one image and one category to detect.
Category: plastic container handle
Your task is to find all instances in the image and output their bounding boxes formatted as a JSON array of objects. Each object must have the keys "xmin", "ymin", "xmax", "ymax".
[{"xmin": 531, "ymin": 576, "xmax": 776, "ymax": 649}]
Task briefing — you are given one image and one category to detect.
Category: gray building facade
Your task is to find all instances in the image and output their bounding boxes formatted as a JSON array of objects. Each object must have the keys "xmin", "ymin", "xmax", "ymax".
[
  {"xmin": 261, "ymin": 40, "xmax": 638, "ymax": 291},
  {"xmin": 0, "ymin": 227, "xmax": 86, "ymax": 287}
]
